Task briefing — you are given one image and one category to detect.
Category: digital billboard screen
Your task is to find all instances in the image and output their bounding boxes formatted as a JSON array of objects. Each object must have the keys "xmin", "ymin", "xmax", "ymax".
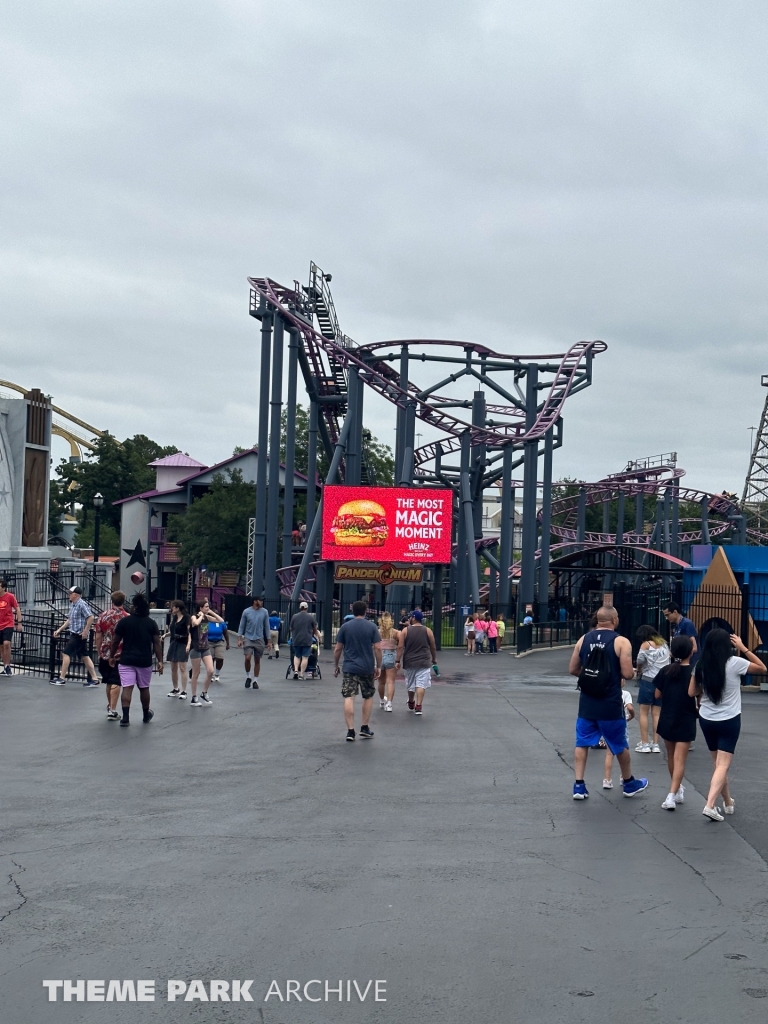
[{"xmin": 321, "ymin": 486, "xmax": 454, "ymax": 564}]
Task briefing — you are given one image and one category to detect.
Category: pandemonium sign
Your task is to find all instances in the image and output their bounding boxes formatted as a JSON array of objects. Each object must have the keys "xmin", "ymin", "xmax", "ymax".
[{"xmin": 333, "ymin": 563, "xmax": 424, "ymax": 586}]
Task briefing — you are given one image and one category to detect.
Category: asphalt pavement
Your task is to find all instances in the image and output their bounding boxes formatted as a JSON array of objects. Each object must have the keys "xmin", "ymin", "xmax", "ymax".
[{"xmin": 3, "ymin": 644, "xmax": 768, "ymax": 1023}]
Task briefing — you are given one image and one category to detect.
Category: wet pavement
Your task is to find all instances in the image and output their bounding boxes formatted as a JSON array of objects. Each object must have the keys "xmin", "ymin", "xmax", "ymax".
[{"xmin": 3, "ymin": 646, "xmax": 768, "ymax": 1023}]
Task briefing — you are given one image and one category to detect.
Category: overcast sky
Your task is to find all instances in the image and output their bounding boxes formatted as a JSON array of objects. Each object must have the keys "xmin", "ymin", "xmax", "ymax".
[{"xmin": 2, "ymin": 1, "xmax": 766, "ymax": 494}]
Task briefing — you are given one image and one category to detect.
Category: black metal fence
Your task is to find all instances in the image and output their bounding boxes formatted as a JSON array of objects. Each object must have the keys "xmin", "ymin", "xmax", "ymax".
[{"xmin": 7, "ymin": 609, "xmax": 98, "ymax": 681}]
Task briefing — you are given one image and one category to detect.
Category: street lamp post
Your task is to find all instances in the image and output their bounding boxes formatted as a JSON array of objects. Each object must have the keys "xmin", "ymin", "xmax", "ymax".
[{"xmin": 92, "ymin": 493, "xmax": 104, "ymax": 597}]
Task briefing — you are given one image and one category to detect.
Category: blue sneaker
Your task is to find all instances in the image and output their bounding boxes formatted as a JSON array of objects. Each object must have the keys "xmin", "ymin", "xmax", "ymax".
[
  {"xmin": 573, "ymin": 782, "xmax": 589, "ymax": 800},
  {"xmin": 622, "ymin": 777, "xmax": 649, "ymax": 798}
]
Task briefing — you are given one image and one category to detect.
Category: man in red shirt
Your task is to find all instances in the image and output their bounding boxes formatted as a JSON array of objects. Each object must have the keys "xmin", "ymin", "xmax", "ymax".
[
  {"xmin": 0, "ymin": 579, "xmax": 22, "ymax": 676},
  {"xmin": 94, "ymin": 591, "xmax": 129, "ymax": 720}
]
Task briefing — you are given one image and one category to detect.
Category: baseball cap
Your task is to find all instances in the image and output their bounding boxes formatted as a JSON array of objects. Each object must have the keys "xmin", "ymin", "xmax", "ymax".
[
  {"xmin": 299, "ymin": 601, "xmax": 308, "ymax": 610},
  {"xmin": 70, "ymin": 586, "xmax": 83, "ymax": 595},
  {"xmin": 412, "ymin": 609, "xmax": 423, "ymax": 621}
]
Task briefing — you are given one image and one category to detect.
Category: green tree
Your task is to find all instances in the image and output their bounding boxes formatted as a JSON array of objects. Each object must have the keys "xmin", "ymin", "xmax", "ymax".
[
  {"xmin": 277, "ymin": 404, "xmax": 395, "ymax": 485},
  {"xmin": 50, "ymin": 433, "xmax": 178, "ymax": 538},
  {"xmin": 48, "ymin": 477, "xmax": 72, "ymax": 542},
  {"xmin": 167, "ymin": 470, "xmax": 254, "ymax": 572}
]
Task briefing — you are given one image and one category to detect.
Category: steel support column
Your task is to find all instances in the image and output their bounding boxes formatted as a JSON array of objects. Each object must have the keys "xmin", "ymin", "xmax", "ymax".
[
  {"xmin": 671, "ymin": 480, "xmax": 679, "ymax": 559},
  {"xmin": 306, "ymin": 396, "xmax": 318, "ymax": 535},
  {"xmin": 399, "ymin": 401, "xmax": 416, "ymax": 485},
  {"xmin": 616, "ymin": 491, "xmax": 625, "ymax": 546},
  {"xmin": 291, "ymin": 410, "xmax": 354, "ymax": 605},
  {"xmin": 322, "ymin": 562, "xmax": 334, "ymax": 650},
  {"xmin": 433, "ymin": 564, "xmax": 443, "ymax": 652},
  {"xmin": 519, "ymin": 365, "xmax": 539, "ymax": 609},
  {"xmin": 253, "ymin": 308, "xmax": 272, "ymax": 595},
  {"xmin": 537, "ymin": 426, "xmax": 553, "ymax": 621},
  {"xmin": 395, "ymin": 344, "xmax": 409, "ymax": 478},
  {"xmin": 576, "ymin": 487, "xmax": 586, "ymax": 543},
  {"xmin": 663, "ymin": 486, "xmax": 671, "ymax": 554},
  {"xmin": 454, "ymin": 431, "xmax": 470, "ymax": 645},
  {"xmin": 345, "ymin": 366, "xmax": 362, "ymax": 485},
  {"xmin": 461, "ymin": 472, "xmax": 480, "ymax": 606},
  {"xmin": 635, "ymin": 492, "xmax": 644, "ymax": 537},
  {"xmin": 701, "ymin": 495, "xmax": 710, "ymax": 545},
  {"xmin": 498, "ymin": 446, "xmax": 514, "ymax": 612},
  {"xmin": 265, "ymin": 315, "xmax": 285, "ymax": 601},
  {"xmin": 281, "ymin": 327, "xmax": 299, "ymax": 571}
]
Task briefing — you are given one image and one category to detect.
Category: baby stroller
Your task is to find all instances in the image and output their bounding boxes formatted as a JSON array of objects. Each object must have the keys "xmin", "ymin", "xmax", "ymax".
[{"xmin": 285, "ymin": 638, "xmax": 322, "ymax": 680}]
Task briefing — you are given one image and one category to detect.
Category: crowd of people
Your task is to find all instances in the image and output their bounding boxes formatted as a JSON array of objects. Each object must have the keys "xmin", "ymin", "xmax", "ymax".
[
  {"xmin": 463, "ymin": 611, "xmax": 506, "ymax": 654},
  {"xmin": 2, "ymin": 576, "xmax": 764, "ymax": 816},
  {"xmin": 570, "ymin": 600, "xmax": 764, "ymax": 819}
]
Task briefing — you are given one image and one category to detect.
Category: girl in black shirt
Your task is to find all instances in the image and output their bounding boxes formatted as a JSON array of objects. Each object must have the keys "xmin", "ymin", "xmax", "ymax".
[
  {"xmin": 166, "ymin": 600, "xmax": 190, "ymax": 697},
  {"xmin": 655, "ymin": 635, "xmax": 697, "ymax": 811}
]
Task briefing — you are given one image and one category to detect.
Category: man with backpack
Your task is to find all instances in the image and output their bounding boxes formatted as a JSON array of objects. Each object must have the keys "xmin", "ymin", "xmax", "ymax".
[{"xmin": 568, "ymin": 605, "xmax": 648, "ymax": 800}]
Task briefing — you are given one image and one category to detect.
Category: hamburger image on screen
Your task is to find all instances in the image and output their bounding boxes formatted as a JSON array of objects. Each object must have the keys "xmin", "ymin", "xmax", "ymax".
[{"xmin": 330, "ymin": 499, "xmax": 388, "ymax": 547}]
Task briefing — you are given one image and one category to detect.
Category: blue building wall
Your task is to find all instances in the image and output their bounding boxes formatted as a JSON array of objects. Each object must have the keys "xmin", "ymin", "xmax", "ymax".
[{"xmin": 684, "ymin": 545, "xmax": 768, "ymax": 648}]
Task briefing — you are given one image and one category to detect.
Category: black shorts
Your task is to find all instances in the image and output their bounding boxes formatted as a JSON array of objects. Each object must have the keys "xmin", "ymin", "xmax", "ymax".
[
  {"xmin": 699, "ymin": 714, "xmax": 741, "ymax": 754},
  {"xmin": 0, "ymin": 627, "xmax": 14, "ymax": 643},
  {"xmin": 64, "ymin": 635, "xmax": 88, "ymax": 660},
  {"xmin": 98, "ymin": 658, "xmax": 121, "ymax": 686}
]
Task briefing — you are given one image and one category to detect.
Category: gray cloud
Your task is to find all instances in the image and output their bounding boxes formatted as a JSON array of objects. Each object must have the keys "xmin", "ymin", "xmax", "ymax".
[{"xmin": 1, "ymin": 0, "xmax": 766, "ymax": 493}]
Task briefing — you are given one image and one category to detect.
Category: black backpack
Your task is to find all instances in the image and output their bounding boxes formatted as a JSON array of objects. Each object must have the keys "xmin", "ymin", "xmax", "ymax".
[{"xmin": 578, "ymin": 640, "xmax": 614, "ymax": 699}]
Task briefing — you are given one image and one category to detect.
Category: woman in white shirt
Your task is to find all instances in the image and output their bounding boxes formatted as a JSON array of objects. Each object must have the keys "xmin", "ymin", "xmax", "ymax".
[{"xmin": 689, "ymin": 628, "xmax": 765, "ymax": 821}]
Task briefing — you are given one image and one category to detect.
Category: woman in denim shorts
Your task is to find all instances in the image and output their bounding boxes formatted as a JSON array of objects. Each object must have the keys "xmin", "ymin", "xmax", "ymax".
[
  {"xmin": 634, "ymin": 625, "xmax": 670, "ymax": 753},
  {"xmin": 376, "ymin": 612, "xmax": 400, "ymax": 713}
]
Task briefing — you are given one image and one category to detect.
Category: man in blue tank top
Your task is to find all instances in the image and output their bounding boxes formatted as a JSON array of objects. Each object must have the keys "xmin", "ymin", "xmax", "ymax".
[{"xmin": 568, "ymin": 606, "xmax": 648, "ymax": 800}]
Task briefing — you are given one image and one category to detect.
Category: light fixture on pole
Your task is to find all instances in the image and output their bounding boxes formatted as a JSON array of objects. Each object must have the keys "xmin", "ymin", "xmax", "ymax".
[{"xmin": 91, "ymin": 493, "xmax": 104, "ymax": 595}]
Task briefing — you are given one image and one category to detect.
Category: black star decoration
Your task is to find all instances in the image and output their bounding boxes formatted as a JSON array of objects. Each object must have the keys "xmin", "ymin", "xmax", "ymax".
[{"xmin": 123, "ymin": 539, "xmax": 147, "ymax": 568}]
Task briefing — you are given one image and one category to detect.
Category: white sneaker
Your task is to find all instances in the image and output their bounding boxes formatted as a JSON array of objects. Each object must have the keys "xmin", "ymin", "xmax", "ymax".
[
  {"xmin": 703, "ymin": 805, "xmax": 724, "ymax": 822},
  {"xmin": 651, "ymin": 743, "xmax": 661, "ymax": 753},
  {"xmin": 380, "ymin": 699, "xmax": 387, "ymax": 709},
  {"xmin": 385, "ymin": 701, "xmax": 393, "ymax": 712},
  {"xmin": 213, "ymin": 674, "xmax": 220, "ymax": 683},
  {"xmin": 602, "ymin": 779, "xmax": 613, "ymax": 789},
  {"xmin": 635, "ymin": 742, "xmax": 651, "ymax": 753},
  {"xmin": 723, "ymin": 798, "xmax": 735, "ymax": 815},
  {"xmin": 661, "ymin": 793, "xmax": 676, "ymax": 810},
  {"xmin": 674, "ymin": 786, "xmax": 685, "ymax": 804}
]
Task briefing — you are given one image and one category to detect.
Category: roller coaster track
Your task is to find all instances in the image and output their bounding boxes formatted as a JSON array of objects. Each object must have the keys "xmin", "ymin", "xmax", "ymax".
[
  {"xmin": 247, "ymin": 274, "xmax": 607, "ymax": 460},
  {"xmin": 544, "ymin": 464, "xmax": 741, "ymax": 548},
  {"xmin": 0, "ymin": 379, "xmax": 115, "ymax": 458}
]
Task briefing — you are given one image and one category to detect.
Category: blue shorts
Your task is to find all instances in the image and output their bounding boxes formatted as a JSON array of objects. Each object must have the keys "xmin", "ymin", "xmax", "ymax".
[
  {"xmin": 293, "ymin": 645, "xmax": 311, "ymax": 659},
  {"xmin": 576, "ymin": 717, "xmax": 629, "ymax": 755},
  {"xmin": 637, "ymin": 678, "xmax": 662, "ymax": 706}
]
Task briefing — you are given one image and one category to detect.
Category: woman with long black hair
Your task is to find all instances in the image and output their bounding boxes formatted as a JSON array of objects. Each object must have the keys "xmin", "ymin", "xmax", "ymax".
[
  {"xmin": 689, "ymin": 628, "xmax": 764, "ymax": 821},
  {"xmin": 655, "ymin": 635, "xmax": 697, "ymax": 810}
]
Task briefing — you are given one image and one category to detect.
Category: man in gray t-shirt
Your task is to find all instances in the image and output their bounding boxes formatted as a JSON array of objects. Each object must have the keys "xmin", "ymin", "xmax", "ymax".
[
  {"xmin": 289, "ymin": 601, "xmax": 318, "ymax": 679},
  {"xmin": 334, "ymin": 601, "xmax": 382, "ymax": 742}
]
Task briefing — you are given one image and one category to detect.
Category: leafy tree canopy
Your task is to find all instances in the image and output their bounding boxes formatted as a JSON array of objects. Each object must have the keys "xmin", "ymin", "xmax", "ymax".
[
  {"xmin": 49, "ymin": 433, "xmax": 178, "ymax": 546},
  {"xmin": 167, "ymin": 469, "xmax": 253, "ymax": 572},
  {"xmin": 235, "ymin": 404, "xmax": 395, "ymax": 487}
]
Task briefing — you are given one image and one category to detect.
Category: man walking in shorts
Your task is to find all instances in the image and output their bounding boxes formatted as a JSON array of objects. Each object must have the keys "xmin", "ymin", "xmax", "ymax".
[
  {"xmin": 568, "ymin": 605, "xmax": 648, "ymax": 800},
  {"xmin": 237, "ymin": 596, "xmax": 271, "ymax": 689},
  {"xmin": 0, "ymin": 578, "xmax": 22, "ymax": 675},
  {"xmin": 94, "ymin": 591, "xmax": 129, "ymax": 720},
  {"xmin": 289, "ymin": 601, "xmax": 318, "ymax": 679},
  {"xmin": 51, "ymin": 587, "xmax": 99, "ymax": 686},
  {"xmin": 111, "ymin": 593, "xmax": 163, "ymax": 726},
  {"xmin": 334, "ymin": 601, "xmax": 382, "ymax": 741},
  {"xmin": 396, "ymin": 610, "xmax": 437, "ymax": 715}
]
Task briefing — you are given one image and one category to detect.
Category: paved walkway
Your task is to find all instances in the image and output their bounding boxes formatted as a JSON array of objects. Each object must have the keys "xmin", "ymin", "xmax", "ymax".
[{"xmin": 3, "ymin": 648, "xmax": 768, "ymax": 1022}]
